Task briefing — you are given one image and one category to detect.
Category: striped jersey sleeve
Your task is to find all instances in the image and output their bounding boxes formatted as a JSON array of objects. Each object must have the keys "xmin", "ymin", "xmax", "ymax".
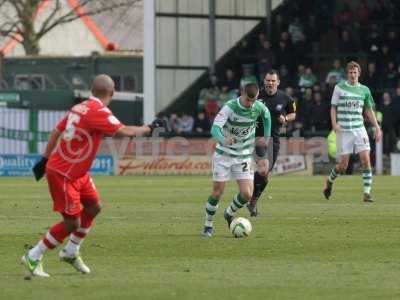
[{"xmin": 331, "ymin": 85, "xmax": 340, "ymax": 106}]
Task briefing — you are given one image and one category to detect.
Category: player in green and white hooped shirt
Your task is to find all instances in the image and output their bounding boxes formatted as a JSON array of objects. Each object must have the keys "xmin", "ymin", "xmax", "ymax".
[
  {"xmin": 323, "ymin": 61, "xmax": 382, "ymax": 202},
  {"xmin": 202, "ymin": 83, "xmax": 271, "ymax": 237}
]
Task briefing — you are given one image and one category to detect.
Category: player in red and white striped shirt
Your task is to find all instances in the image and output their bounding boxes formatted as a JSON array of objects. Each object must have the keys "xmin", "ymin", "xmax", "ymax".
[{"xmin": 22, "ymin": 75, "xmax": 164, "ymax": 277}]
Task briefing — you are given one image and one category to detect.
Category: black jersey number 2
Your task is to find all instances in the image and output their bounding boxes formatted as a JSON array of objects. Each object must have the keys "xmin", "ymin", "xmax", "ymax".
[{"xmin": 241, "ymin": 162, "xmax": 249, "ymax": 172}]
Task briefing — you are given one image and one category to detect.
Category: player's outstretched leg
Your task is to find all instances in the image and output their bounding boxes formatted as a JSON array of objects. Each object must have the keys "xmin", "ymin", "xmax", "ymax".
[
  {"xmin": 360, "ymin": 150, "xmax": 373, "ymax": 203},
  {"xmin": 60, "ymin": 203, "xmax": 100, "ymax": 273},
  {"xmin": 225, "ymin": 194, "xmax": 249, "ymax": 227},
  {"xmin": 22, "ymin": 219, "xmax": 75, "ymax": 278},
  {"xmin": 362, "ymin": 168, "xmax": 373, "ymax": 202},
  {"xmin": 247, "ymin": 172, "xmax": 268, "ymax": 217},
  {"xmin": 324, "ymin": 167, "xmax": 339, "ymax": 200},
  {"xmin": 324, "ymin": 155, "xmax": 349, "ymax": 200},
  {"xmin": 202, "ymin": 196, "xmax": 219, "ymax": 237},
  {"xmin": 358, "ymin": 149, "xmax": 374, "ymax": 202},
  {"xmin": 202, "ymin": 182, "xmax": 224, "ymax": 237}
]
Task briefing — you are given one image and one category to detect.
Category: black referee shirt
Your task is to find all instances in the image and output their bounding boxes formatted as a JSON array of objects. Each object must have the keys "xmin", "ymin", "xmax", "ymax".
[{"xmin": 255, "ymin": 88, "xmax": 296, "ymax": 139}]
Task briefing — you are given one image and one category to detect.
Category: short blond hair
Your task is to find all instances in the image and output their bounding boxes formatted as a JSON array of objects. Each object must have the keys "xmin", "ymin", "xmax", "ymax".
[{"xmin": 346, "ymin": 61, "xmax": 361, "ymax": 75}]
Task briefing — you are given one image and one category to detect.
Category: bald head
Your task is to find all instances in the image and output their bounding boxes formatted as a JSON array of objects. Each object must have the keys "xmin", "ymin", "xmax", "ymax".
[{"xmin": 91, "ymin": 74, "xmax": 115, "ymax": 103}]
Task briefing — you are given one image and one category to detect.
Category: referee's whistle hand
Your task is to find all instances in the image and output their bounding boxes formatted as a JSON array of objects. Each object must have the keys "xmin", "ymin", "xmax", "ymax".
[{"xmin": 278, "ymin": 115, "xmax": 286, "ymax": 124}]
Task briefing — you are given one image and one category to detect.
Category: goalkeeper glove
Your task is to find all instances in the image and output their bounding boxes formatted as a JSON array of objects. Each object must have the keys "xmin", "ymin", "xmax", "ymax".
[
  {"xmin": 148, "ymin": 118, "xmax": 167, "ymax": 134},
  {"xmin": 32, "ymin": 157, "xmax": 48, "ymax": 181}
]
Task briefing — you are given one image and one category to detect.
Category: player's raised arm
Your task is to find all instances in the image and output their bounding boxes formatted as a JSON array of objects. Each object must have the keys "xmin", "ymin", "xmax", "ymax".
[
  {"xmin": 211, "ymin": 105, "xmax": 234, "ymax": 145},
  {"xmin": 115, "ymin": 118, "xmax": 166, "ymax": 137},
  {"xmin": 116, "ymin": 125, "xmax": 151, "ymax": 137}
]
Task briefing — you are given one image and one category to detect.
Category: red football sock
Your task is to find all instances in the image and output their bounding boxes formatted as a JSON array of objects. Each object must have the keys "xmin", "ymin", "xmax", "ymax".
[
  {"xmin": 72, "ymin": 210, "xmax": 95, "ymax": 240},
  {"xmin": 43, "ymin": 221, "xmax": 70, "ymax": 249},
  {"xmin": 62, "ymin": 211, "xmax": 96, "ymax": 256}
]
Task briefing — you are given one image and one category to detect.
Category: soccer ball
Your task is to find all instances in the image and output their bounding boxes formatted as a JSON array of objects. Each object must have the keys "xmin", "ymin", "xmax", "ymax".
[{"xmin": 230, "ymin": 217, "xmax": 252, "ymax": 238}]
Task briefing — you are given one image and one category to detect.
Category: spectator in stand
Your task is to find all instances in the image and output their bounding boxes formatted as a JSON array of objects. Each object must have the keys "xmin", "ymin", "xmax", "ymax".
[
  {"xmin": 218, "ymin": 86, "xmax": 234, "ymax": 105},
  {"xmin": 363, "ymin": 62, "xmax": 381, "ymax": 91},
  {"xmin": 384, "ymin": 31, "xmax": 400, "ymax": 53},
  {"xmin": 303, "ymin": 14, "xmax": 316, "ymax": 40},
  {"xmin": 257, "ymin": 33, "xmax": 267, "ymax": 50},
  {"xmin": 194, "ymin": 112, "xmax": 211, "ymax": 133},
  {"xmin": 392, "ymin": 87, "xmax": 400, "ymax": 135},
  {"xmin": 295, "ymin": 64, "xmax": 306, "ymax": 85},
  {"xmin": 312, "ymin": 83, "xmax": 322, "ymax": 95},
  {"xmin": 298, "ymin": 67, "xmax": 317, "ymax": 88},
  {"xmin": 256, "ymin": 40, "xmax": 276, "ymax": 81},
  {"xmin": 278, "ymin": 65, "xmax": 294, "ymax": 89},
  {"xmin": 297, "ymin": 87, "xmax": 313, "ymax": 128},
  {"xmin": 271, "ymin": 14, "xmax": 287, "ymax": 43},
  {"xmin": 221, "ymin": 69, "xmax": 239, "ymax": 92},
  {"xmin": 380, "ymin": 91, "xmax": 396, "ymax": 154},
  {"xmin": 393, "ymin": 87, "xmax": 400, "ymax": 115},
  {"xmin": 313, "ymin": 2, "xmax": 332, "ymax": 36},
  {"xmin": 169, "ymin": 113, "xmax": 181, "ymax": 133},
  {"xmin": 371, "ymin": 0, "xmax": 390, "ymax": 21},
  {"xmin": 333, "ymin": 3, "xmax": 354, "ymax": 30},
  {"xmin": 383, "ymin": 61, "xmax": 399, "ymax": 89},
  {"xmin": 280, "ymin": 31, "xmax": 293, "ymax": 50},
  {"xmin": 307, "ymin": 92, "xmax": 330, "ymax": 132},
  {"xmin": 377, "ymin": 45, "xmax": 395, "ymax": 71},
  {"xmin": 276, "ymin": 40, "xmax": 294, "ymax": 70},
  {"xmin": 325, "ymin": 59, "xmax": 345, "ymax": 85},
  {"xmin": 198, "ymin": 74, "xmax": 220, "ymax": 111},
  {"xmin": 176, "ymin": 113, "xmax": 194, "ymax": 133},
  {"xmin": 239, "ymin": 64, "xmax": 258, "ymax": 87},
  {"xmin": 356, "ymin": 0, "xmax": 371, "ymax": 26},
  {"xmin": 198, "ymin": 75, "xmax": 220, "ymax": 99},
  {"xmin": 288, "ymin": 17, "xmax": 304, "ymax": 45},
  {"xmin": 393, "ymin": 2, "xmax": 400, "ymax": 21},
  {"xmin": 337, "ymin": 30, "xmax": 359, "ymax": 54},
  {"xmin": 294, "ymin": 32, "xmax": 311, "ymax": 66},
  {"xmin": 285, "ymin": 86, "xmax": 295, "ymax": 98},
  {"xmin": 364, "ymin": 29, "xmax": 382, "ymax": 61},
  {"xmin": 204, "ymin": 99, "xmax": 219, "ymax": 123}
]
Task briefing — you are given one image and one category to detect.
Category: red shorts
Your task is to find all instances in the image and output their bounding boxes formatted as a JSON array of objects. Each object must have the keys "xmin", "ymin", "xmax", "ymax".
[{"xmin": 46, "ymin": 169, "xmax": 100, "ymax": 216}]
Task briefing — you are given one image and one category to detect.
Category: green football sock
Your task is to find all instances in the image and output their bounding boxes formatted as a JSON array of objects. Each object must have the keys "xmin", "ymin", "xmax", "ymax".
[
  {"xmin": 204, "ymin": 196, "xmax": 219, "ymax": 227},
  {"xmin": 226, "ymin": 193, "xmax": 248, "ymax": 216},
  {"xmin": 328, "ymin": 167, "xmax": 339, "ymax": 183},
  {"xmin": 362, "ymin": 169, "xmax": 372, "ymax": 194}
]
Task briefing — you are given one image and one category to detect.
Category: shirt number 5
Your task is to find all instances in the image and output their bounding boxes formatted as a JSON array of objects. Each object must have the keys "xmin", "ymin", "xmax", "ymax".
[{"xmin": 64, "ymin": 113, "xmax": 81, "ymax": 141}]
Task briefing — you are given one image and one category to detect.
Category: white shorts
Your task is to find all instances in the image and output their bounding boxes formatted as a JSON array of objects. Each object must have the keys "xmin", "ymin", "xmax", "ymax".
[
  {"xmin": 212, "ymin": 152, "xmax": 254, "ymax": 182},
  {"xmin": 336, "ymin": 127, "xmax": 370, "ymax": 155}
]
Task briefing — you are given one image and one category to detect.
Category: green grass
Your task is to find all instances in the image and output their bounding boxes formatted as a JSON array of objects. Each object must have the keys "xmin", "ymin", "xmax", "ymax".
[{"xmin": 0, "ymin": 175, "xmax": 400, "ymax": 300}]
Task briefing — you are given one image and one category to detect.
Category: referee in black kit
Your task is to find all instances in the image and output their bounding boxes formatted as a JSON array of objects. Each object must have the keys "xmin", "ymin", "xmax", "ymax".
[{"xmin": 247, "ymin": 70, "xmax": 296, "ymax": 217}]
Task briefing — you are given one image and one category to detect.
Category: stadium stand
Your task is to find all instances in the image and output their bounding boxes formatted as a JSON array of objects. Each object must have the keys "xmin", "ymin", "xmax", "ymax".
[{"xmin": 162, "ymin": 0, "xmax": 400, "ymax": 154}]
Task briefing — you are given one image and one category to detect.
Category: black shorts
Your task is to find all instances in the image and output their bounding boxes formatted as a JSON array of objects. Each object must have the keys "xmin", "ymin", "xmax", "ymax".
[
  {"xmin": 255, "ymin": 138, "xmax": 280, "ymax": 171},
  {"xmin": 255, "ymin": 118, "xmax": 264, "ymax": 137}
]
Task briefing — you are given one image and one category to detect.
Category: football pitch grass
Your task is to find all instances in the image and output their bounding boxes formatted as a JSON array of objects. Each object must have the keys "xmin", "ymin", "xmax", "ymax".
[{"xmin": 1, "ymin": 175, "xmax": 399, "ymax": 300}]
